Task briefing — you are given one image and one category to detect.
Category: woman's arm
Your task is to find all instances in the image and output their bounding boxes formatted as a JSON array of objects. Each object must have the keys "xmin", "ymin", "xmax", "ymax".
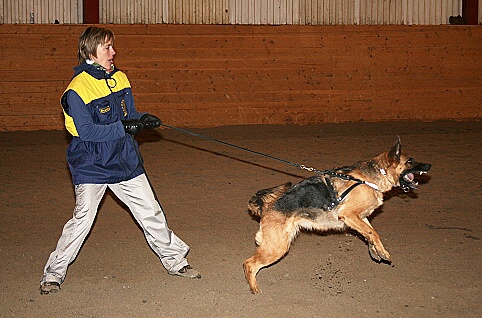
[{"xmin": 67, "ymin": 90, "xmax": 125, "ymax": 142}]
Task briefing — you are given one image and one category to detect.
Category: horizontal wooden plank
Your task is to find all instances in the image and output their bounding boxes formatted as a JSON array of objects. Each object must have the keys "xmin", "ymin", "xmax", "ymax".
[{"xmin": 1, "ymin": 24, "xmax": 481, "ymax": 131}]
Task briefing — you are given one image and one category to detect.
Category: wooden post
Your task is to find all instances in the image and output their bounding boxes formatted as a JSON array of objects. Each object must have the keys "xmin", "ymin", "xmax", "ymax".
[
  {"xmin": 83, "ymin": 0, "xmax": 99, "ymax": 24},
  {"xmin": 463, "ymin": 0, "xmax": 479, "ymax": 25}
]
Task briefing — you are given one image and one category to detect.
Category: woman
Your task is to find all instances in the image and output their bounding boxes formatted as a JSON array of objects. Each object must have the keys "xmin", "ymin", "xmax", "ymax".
[{"xmin": 40, "ymin": 26, "xmax": 200, "ymax": 295}]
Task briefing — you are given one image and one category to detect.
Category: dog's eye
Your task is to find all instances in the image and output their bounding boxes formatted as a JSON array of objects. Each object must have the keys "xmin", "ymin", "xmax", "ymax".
[{"xmin": 406, "ymin": 158, "xmax": 413, "ymax": 165}]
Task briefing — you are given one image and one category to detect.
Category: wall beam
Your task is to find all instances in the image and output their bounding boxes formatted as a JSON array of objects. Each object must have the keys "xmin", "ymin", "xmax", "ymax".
[{"xmin": 83, "ymin": 0, "xmax": 99, "ymax": 24}]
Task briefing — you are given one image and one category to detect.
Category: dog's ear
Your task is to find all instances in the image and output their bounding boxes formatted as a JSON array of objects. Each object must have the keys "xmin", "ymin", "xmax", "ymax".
[{"xmin": 388, "ymin": 136, "xmax": 401, "ymax": 162}]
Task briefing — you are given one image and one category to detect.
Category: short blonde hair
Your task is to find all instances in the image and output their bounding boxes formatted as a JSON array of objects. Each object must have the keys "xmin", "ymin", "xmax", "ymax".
[{"xmin": 77, "ymin": 26, "xmax": 115, "ymax": 64}]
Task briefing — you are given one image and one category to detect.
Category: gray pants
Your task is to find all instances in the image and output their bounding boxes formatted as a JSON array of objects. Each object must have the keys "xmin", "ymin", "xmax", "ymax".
[{"xmin": 41, "ymin": 174, "xmax": 190, "ymax": 284}]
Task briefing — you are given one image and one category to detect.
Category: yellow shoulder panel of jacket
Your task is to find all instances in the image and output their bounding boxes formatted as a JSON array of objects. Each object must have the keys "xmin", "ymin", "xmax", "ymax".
[
  {"xmin": 62, "ymin": 71, "xmax": 131, "ymax": 137},
  {"xmin": 63, "ymin": 110, "xmax": 78, "ymax": 136}
]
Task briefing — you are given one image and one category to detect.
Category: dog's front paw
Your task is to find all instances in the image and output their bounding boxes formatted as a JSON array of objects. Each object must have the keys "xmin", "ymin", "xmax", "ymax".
[
  {"xmin": 378, "ymin": 248, "xmax": 391, "ymax": 263},
  {"xmin": 368, "ymin": 243, "xmax": 381, "ymax": 261},
  {"xmin": 250, "ymin": 285, "xmax": 262, "ymax": 294},
  {"xmin": 368, "ymin": 243, "xmax": 391, "ymax": 263}
]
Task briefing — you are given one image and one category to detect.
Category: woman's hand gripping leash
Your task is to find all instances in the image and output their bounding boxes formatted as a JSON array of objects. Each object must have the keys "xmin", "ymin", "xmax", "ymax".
[{"xmin": 121, "ymin": 114, "xmax": 163, "ymax": 202}]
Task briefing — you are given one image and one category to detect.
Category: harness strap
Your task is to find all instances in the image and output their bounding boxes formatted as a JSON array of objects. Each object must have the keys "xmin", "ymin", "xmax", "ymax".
[
  {"xmin": 323, "ymin": 175, "xmax": 378, "ymax": 210},
  {"xmin": 337, "ymin": 182, "xmax": 363, "ymax": 203},
  {"xmin": 329, "ymin": 174, "xmax": 380, "ymax": 205}
]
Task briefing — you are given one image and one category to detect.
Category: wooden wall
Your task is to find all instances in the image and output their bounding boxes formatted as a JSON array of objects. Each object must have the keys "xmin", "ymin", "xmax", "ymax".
[{"xmin": 0, "ymin": 24, "xmax": 480, "ymax": 131}]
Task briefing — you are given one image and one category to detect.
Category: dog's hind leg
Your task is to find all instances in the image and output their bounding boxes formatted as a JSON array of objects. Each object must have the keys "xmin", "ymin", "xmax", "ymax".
[{"xmin": 243, "ymin": 212, "xmax": 295, "ymax": 294}]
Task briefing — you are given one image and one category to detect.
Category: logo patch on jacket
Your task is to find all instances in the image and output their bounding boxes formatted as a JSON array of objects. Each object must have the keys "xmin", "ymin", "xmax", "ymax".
[{"xmin": 99, "ymin": 105, "xmax": 111, "ymax": 114}]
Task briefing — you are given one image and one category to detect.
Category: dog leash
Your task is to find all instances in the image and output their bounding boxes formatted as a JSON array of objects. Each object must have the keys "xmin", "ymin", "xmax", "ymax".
[
  {"xmin": 159, "ymin": 123, "xmax": 380, "ymax": 192},
  {"xmin": 159, "ymin": 123, "xmax": 330, "ymax": 175}
]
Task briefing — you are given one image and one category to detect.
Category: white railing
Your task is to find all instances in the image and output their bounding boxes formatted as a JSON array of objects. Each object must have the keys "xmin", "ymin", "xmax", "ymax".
[{"xmin": 0, "ymin": 0, "xmax": 467, "ymax": 25}]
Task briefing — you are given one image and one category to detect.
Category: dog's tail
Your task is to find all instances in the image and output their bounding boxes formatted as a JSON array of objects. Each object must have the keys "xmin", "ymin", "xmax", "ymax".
[{"xmin": 248, "ymin": 182, "xmax": 292, "ymax": 217}]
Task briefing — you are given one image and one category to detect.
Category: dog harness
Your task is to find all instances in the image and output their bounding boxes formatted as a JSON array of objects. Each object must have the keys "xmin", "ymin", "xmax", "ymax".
[{"xmin": 323, "ymin": 172, "xmax": 380, "ymax": 210}]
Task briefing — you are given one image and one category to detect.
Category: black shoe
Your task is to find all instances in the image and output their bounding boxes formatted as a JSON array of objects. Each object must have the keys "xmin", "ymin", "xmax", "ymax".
[
  {"xmin": 170, "ymin": 265, "xmax": 201, "ymax": 279},
  {"xmin": 40, "ymin": 282, "xmax": 60, "ymax": 295}
]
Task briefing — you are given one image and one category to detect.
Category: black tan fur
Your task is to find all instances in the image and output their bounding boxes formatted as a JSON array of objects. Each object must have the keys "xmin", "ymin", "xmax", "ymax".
[{"xmin": 243, "ymin": 137, "xmax": 431, "ymax": 294}]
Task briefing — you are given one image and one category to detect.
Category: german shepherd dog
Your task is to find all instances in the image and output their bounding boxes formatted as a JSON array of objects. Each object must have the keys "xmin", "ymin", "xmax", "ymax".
[{"xmin": 243, "ymin": 137, "xmax": 431, "ymax": 293}]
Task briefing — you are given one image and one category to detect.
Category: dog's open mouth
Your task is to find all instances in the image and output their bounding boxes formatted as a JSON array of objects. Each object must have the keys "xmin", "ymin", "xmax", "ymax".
[{"xmin": 400, "ymin": 163, "xmax": 431, "ymax": 191}]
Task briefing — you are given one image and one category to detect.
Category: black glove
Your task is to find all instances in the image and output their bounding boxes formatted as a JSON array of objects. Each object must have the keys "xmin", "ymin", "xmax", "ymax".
[
  {"xmin": 121, "ymin": 119, "xmax": 144, "ymax": 135},
  {"xmin": 140, "ymin": 114, "xmax": 162, "ymax": 129}
]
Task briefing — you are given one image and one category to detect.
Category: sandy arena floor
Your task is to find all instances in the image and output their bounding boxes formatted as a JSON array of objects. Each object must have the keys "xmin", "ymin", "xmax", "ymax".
[{"xmin": 0, "ymin": 121, "xmax": 480, "ymax": 317}]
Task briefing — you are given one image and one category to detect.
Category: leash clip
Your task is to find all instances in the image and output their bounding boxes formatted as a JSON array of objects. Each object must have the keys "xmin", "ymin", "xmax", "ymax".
[{"xmin": 300, "ymin": 165, "xmax": 315, "ymax": 172}]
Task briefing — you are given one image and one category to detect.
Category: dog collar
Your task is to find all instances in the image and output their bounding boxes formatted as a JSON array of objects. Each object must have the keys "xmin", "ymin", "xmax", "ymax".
[{"xmin": 379, "ymin": 167, "xmax": 398, "ymax": 188}]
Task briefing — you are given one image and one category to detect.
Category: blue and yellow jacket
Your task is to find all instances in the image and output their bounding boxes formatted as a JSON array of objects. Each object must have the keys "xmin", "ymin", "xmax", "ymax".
[{"xmin": 61, "ymin": 62, "xmax": 145, "ymax": 185}]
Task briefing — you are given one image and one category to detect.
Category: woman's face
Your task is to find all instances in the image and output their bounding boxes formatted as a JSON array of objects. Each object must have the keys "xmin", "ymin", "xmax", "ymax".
[{"xmin": 92, "ymin": 38, "xmax": 115, "ymax": 70}]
